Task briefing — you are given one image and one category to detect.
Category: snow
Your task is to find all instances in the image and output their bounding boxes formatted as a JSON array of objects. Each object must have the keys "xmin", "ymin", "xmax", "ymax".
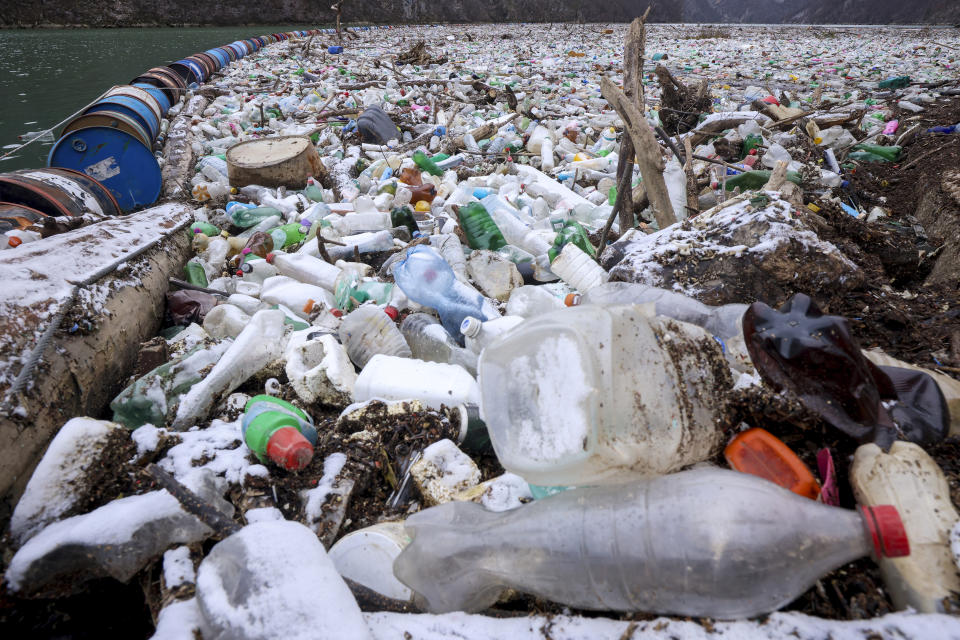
[
  {"xmin": 733, "ymin": 370, "xmax": 763, "ymax": 391},
  {"xmin": 5, "ymin": 489, "xmax": 209, "ymax": 592},
  {"xmin": 245, "ymin": 507, "xmax": 285, "ymax": 523},
  {"xmin": 157, "ymin": 418, "xmax": 262, "ymax": 486},
  {"xmin": 363, "ymin": 610, "xmax": 960, "ymax": 640},
  {"xmin": 163, "ymin": 546, "xmax": 195, "ymax": 589},
  {"xmin": 150, "ymin": 598, "xmax": 203, "ymax": 640},
  {"xmin": 131, "ymin": 424, "xmax": 161, "ymax": 456},
  {"xmin": 480, "ymin": 473, "xmax": 533, "ymax": 512},
  {"xmin": 195, "ymin": 520, "xmax": 371, "ymax": 640},
  {"xmin": 9, "ymin": 417, "xmax": 121, "ymax": 545},
  {"xmin": 301, "ymin": 452, "xmax": 348, "ymax": 525}
]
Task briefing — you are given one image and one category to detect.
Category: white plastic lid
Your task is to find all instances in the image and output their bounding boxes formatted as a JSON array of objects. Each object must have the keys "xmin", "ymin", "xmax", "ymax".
[
  {"xmin": 328, "ymin": 523, "xmax": 412, "ymax": 601},
  {"xmin": 460, "ymin": 316, "xmax": 483, "ymax": 338}
]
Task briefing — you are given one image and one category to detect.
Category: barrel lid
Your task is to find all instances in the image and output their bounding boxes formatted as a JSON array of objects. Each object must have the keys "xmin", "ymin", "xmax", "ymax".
[{"xmin": 227, "ymin": 136, "xmax": 312, "ymax": 168}]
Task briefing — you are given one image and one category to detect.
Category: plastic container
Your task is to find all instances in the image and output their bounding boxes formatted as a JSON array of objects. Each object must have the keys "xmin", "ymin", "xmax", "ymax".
[
  {"xmin": 259, "ymin": 276, "xmax": 336, "ymax": 319},
  {"xmin": 725, "ymin": 428, "xmax": 821, "ymax": 500},
  {"xmin": 266, "ymin": 251, "xmax": 342, "ymax": 292},
  {"xmin": 505, "ymin": 285, "xmax": 565, "ymax": 318},
  {"xmin": 393, "ymin": 467, "xmax": 908, "ymax": 617},
  {"xmin": 328, "ymin": 522, "xmax": 412, "ymax": 602},
  {"xmin": 457, "ymin": 202, "xmax": 507, "ymax": 251},
  {"xmin": 477, "ymin": 304, "xmax": 732, "ymax": 486},
  {"xmin": 393, "ymin": 245, "xmax": 499, "ymax": 340},
  {"xmin": 549, "ymin": 243, "xmax": 608, "ymax": 293},
  {"xmin": 850, "ymin": 441, "xmax": 960, "ymax": 613},
  {"xmin": 579, "ymin": 282, "xmax": 747, "ymax": 340},
  {"xmin": 339, "ymin": 304, "xmax": 412, "ymax": 368},
  {"xmin": 241, "ymin": 395, "xmax": 317, "ymax": 471},
  {"xmin": 352, "ymin": 354, "xmax": 480, "ymax": 410},
  {"xmin": 400, "ymin": 313, "xmax": 478, "ymax": 375}
]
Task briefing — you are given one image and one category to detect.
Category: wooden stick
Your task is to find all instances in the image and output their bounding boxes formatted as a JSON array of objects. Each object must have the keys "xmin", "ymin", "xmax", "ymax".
[
  {"xmin": 683, "ymin": 136, "xmax": 699, "ymax": 216},
  {"xmin": 900, "ymin": 138, "xmax": 958, "ymax": 171},
  {"xmin": 600, "ymin": 75, "xmax": 677, "ymax": 228},
  {"xmin": 144, "ymin": 464, "xmax": 240, "ymax": 539}
]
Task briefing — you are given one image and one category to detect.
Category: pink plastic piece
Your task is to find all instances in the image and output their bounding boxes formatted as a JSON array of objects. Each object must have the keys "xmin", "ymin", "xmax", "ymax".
[{"xmin": 818, "ymin": 448, "xmax": 840, "ymax": 506}]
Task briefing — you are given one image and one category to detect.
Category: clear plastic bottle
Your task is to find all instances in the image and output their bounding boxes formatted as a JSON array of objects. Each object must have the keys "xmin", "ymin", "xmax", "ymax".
[
  {"xmin": 400, "ymin": 313, "xmax": 478, "ymax": 375},
  {"xmin": 549, "ymin": 243, "xmax": 608, "ymax": 292},
  {"xmin": 505, "ymin": 285, "xmax": 565, "ymax": 318},
  {"xmin": 393, "ymin": 467, "xmax": 909, "ymax": 618},
  {"xmin": 429, "ymin": 233, "xmax": 470, "ymax": 284},
  {"xmin": 339, "ymin": 304, "xmax": 412, "ymax": 368},
  {"xmin": 579, "ymin": 281, "xmax": 747, "ymax": 340},
  {"xmin": 393, "ymin": 245, "xmax": 499, "ymax": 341},
  {"xmin": 460, "ymin": 315, "xmax": 525, "ymax": 355},
  {"xmin": 266, "ymin": 251, "xmax": 342, "ymax": 292}
]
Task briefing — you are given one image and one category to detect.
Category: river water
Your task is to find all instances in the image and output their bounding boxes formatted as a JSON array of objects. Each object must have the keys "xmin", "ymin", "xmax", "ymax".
[{"xmin": 0, "ymin": 25, "xmax": 320, "ymax": 171}]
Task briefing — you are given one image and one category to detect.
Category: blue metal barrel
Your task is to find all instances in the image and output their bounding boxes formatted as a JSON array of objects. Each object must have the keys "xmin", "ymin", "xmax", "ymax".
[
  {"xmin": 84, "ymin": 95, "xmax": 159, "ymax": 141},
  {"xmin": 132, "ymin": 82, "xmax": 172, "ymax": 116},
  {"xmin": 62, "ymin": 109, "xmax": 153, "ymax": 149},
  {"xmin": 47, "ymin": 128, "xmax": 161, "ymax": 212},
  {"xmin": 206, "ymin": 48, "xmax": 230, "ymax": 68},
  {"xmin": 169, "ymin": 58, "xmax": 205, "ymax": 85}
]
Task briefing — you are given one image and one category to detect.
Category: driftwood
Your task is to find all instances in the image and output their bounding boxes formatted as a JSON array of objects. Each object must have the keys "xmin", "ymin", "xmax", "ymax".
[
  {"xmin": 600, "ymin": 9, "xmax": 650, "ymax": 250},
  {"xmin": 654, "ymin": 64, "xmax": 711, "ymax": 134},
  {"xmin": 600, "ymin": 74, "xmax": 677, "ymax": 230}
]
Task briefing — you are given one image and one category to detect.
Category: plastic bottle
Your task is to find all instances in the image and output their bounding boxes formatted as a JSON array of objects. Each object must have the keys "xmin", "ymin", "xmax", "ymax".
[
  {"xmin": 241, "ymin": 395, "xmax": 317, "ymax": 471},
  {"xmin": 460, "ymin": 316, "xmax": 525, "ymax": 355},
  {"xmin": 393, "ymin": 467, "xmax": 908, "ymax": 617},
  {"xmin": 505, "ymin": 285, "xmax": 565, "ymax": 318},
  {"xmin": 429, "ymin": 233, "xmax": 470, "ymax": 284},
  {"xmin": 477, "ymin": 304, "xmax": 732, "ymax": 485},
  {"xmin": 412, "ymin": 150, "xmax": 443, "ymax": 177},
  {"xmin": 481, "ymin": 198, "xmax": 552, "ymax": 256},
  {"xmin": 400, "ymin": 313, "xmax": 478, "ymax": 375},
  {"xmin": 850, "ymin": 441, "xmax": 960, "ymax": 613},
  {"xmin": 333, "ymin": 270, "xmax": 394, "ymax": 312},
  {"xmin": 549, "ymin": 243, "xmax": 608, "ymax": 292},
  {"xmin": 849, "ymin": 144, "xmax": 901, "ymax": 163},
  {"xmin": 578, "ymin": 282, "xmax": 747, "ymax": 340},
  {"xmin": 352, "ymin": 354, "xmax": 480, "ymax": 410},
  {"xmin": 268, "ymin": 221, "xmax": 309, "ymax": 249},
  {"xmin": 184, "ymin": 258, "xmax": 209, "ymax": 287},
  {"xmin": 266, "ymin": 251, "xmax": 341, "ymax": 292},
  {"xmin": 722, "ymin": 170, "xmax": 802, "ymax": 191},
  {"xmin": 230, "ymin": 205, "xmax": 283, "ymax": 228},
  {"xmin": 339, "ymin": 304, "xmax": 412, "ymax": 368},
  {"xmin": 326, "ymin": 230, "xmax": 395, "ymax": 260},
  {"xmin": 547, "ymin": 220, "xmax": 595, "ymax": 263},
  {"xmin": 393, "ymin": 245, "xmax": 500, "ymax": 340},
  {"xmin": 390, "ymin": 206, "xmax": 420, "ymax": 237},
  {"xmin": 457, "ymin": 202, "xmax": 507, "ymax": 251}
]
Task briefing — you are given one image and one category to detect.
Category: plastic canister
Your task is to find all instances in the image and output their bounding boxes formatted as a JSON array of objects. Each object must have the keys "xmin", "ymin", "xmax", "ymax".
[{"xmin": 328, "ymin": 522, "xmax": 412, "ymax": 601}]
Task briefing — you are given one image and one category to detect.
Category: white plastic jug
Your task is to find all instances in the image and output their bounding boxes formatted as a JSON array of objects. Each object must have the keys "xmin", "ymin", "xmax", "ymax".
[
  {"xmin": 478, "ymin": 304, "xmax": 732, "ymax": 486},
  {"xmin": 352, "ymin": 354, "xmax": 480, "ymax": 410}
]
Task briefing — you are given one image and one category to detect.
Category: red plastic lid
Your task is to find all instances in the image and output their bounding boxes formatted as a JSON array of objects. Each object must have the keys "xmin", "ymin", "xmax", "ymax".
[
  {"xmin": 266, "ymin": 426, "xmax": 314, "ymax": 471},
  {"xmin": 266, "ymin": 252, "xmax": 276, "ymax": 264},
  {"xmin": 861, "ymin": 505, "xmax": 910, "ymax": 558},
  {"xmin": 8, "ymin": 236, "xmax": 22, "ymax": 248},
  {"xmin": 383, "ymin": 305, "xmax": 399, "ymax": 321}
]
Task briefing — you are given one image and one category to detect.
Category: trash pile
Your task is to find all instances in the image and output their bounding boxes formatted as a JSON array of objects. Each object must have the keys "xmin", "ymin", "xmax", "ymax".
[{"xmin": 3, "ymin": 20, "xmax": 960, "ymax": 638}]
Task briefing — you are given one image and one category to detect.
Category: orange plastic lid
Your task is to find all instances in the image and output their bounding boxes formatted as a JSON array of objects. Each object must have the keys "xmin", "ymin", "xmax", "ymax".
[{"xmin": 725, "ymin": 427, "xmax": 821, "ymax": 500}]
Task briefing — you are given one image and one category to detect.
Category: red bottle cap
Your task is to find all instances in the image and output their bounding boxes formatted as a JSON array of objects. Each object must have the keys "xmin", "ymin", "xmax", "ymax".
[
  {"xmin": 266, "ymin": 426, "xmax": 314, "ymax": 471},
  {"xmin": 8, "ymin": 236, "xmax": 22, "ymax": 248},
  {"xmin": 383, "ymin": 305, "xmax": 399, "ymax": 321},
  {"xmin": 861, "ymin": 505, "xmax": 910, "ymax": 558},
  {"xmin": 330, "ymin": 308, "xmax": 343, "ymax": 318},
  {"xmin": 266, "ymin": 252, "xmax": 276, "ymax": 263}
]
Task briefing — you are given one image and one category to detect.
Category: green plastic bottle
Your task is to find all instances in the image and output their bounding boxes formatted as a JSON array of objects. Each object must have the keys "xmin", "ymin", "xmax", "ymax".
[
  {"xmin": 191, "ymin": 221, "xmax": 219, "ymax": 237},
  {"xmin": 269, "ymin": 222, "xmax": 309, "ymax": 249},
  {"xmin": 849, "ymin": 144, "xmax": 901, "ymax": 163},
  {"xmin": 300, "ymin": 177, "xmax": 325, "ymax": 202},
  {"xmin": 184, "ymin": 257, "xmax": 208, "ymax": 287},
  {"xmin": 741, "ymin": 134, "xmax": 763, "ymax": 159},
  {"xmin": 723, "ymin": 170, "xmax": 802, "ymax": 192},
  {"xmin": 230, "ymin": 206, "xmax": 283, "ymax": 228},
  {"xmin": 878, "ymin": 76, "xmax": 911, "ymax": 89},
  {"xmin": 548, "ymin": 220, "xmax": 596, "ymax": 263},
  {"xmin": 241, "ymin": 395, "xmax": 317, "ymax": 471},
  {"xmin": 391, "ymin": 205, "xmax": 420, "ymax": 236},
  {"xmin": 413, "ymin": 150, "xmax": 443, "ymax": 177},
  {"xmin": 457, "ymin": 202, "xmax": 507, "ymax": 251}
]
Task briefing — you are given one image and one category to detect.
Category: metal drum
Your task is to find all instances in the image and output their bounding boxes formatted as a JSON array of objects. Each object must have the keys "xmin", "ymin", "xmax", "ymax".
[
  {"xmin": 47, "ymin": 127, "xmax": 161, "ymax": 212},
  {"xmin": 61, "ymin": 109, "xmax": 153, "ymax": 150},
  {"xmin": 131, "ymin": 67, "xmax": 186, "ymax": 105},
  {"xmin": 132, "ymin": 82, "xmax": 172, "ymax": 116},
  {"xmin": 0, "ymin": 202, "xmax": 48, "ymax": 233},
  {"xmin": 169, "ymin": 58, "xmax": 205, "ymax": 85},
  {"xmin": 0, "ymin": 169, "xmax": 102, "ymax": 217}
]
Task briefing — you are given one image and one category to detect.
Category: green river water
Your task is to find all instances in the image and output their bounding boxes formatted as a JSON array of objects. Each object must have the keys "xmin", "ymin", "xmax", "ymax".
[{"xmin": 0, "ymin": 25, "xmax": 321, "ymax": 172}]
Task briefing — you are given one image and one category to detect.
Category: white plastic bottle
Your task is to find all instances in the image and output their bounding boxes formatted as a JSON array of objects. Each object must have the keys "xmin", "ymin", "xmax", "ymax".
[
  {"xmin": 850, "ymin": 441, "xmax": 960, "ymax": 613},
  {"xmin": 266, "ymin": 251, "xmax": 342, "ymax": 292},
  {"xmin": 549, "ymin": 243, "xmax": 608, "ymax": 292},
  {"xmin": 477, "ymin": 304, "xmax": 731, "ymax": 486},
  {"xmin": 353, "ymin": 354, "xmax": 480, "ymax": 409},
  {"xmin": 393, "ymin": 467, "xmax": 908, "ymax": 617},
  {"xmin": 505, "ymin": 285, "xmax": 565, "ymax": 318},
  {"xmin": 460, "ymin": 315, "xmax": 525, "ymax": 355}
]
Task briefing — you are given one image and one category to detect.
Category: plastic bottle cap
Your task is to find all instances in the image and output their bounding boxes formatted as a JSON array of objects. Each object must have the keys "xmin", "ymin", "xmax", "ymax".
[
  {"xmin": 266, "ymin": 252, "xmax": 276, "ymax": 263},
  {"xmin": 8, "ymin": 236, "xmax": 22, "ymax": 248},
  {"xmin": 861, "ymin": 505, "xmax": 910, "ymax": 558},
  {"xmin": 266, "ymin": 426, "xmax": 314, "ymax": 471},
  {"xmin": 564, "ymin": 293, "xmax": 581, "ymax": 307},
  {"xmin": 460, "ymin": 316, "xmax": 482, "ymax": 338},
  {"xmin": 242, "ymin": 247, "xmax": 252, "ymax": 255},
  {"xmin": 330, "ymin": 308, "xmax": 343, "ymax": 318},
  {"xmin": 383, "ymin": 305, "xmax": 399, "ymax": 321},
  {"xmin": 303, "ymin": 299, "xmax": 315, "ymax": 314}
]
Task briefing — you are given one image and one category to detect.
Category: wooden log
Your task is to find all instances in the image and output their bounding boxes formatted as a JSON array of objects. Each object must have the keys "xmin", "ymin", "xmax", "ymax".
[{"xmin": 600, "ymin": 75, "xmax": 676, "ymax": 229}]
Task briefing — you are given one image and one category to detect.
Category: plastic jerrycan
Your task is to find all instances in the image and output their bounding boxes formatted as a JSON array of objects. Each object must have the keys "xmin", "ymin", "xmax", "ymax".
[{"xmin": 477, "ymin": 303, "xmax": 732, "ymax": 486}]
